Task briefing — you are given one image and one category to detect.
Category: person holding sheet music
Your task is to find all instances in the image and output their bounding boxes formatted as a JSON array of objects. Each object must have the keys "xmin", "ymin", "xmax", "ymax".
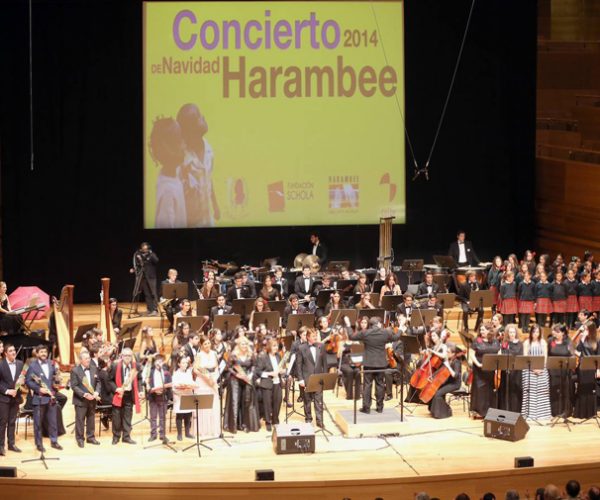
[
  {"xmin": 521, "ymin": 324, "xmax": 552, "ymax": 421},
  {"xmin": 498, "ymin": 324, "xmax": 523, "ymax": 413},
  {"xmin": 172, "ymin": 356, "xmax": 195, "ymax": 440},
  {"xmin": 573, "ymin": 321, "xmax": 599, "ymax": 419},
  {"xmin": 255, "ymin": 338, "xmax": 285, "ymax": 431},
  {"xmin": 192, "ymin": 336, "xmax": 221, "ymax": 437}
]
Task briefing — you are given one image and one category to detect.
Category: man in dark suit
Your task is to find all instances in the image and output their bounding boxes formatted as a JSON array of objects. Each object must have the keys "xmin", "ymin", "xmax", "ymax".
[
  {"xmin": 417, "ymin": 271, "xmax": 440, "ymax": 298},
  {"xmin": 147, "ymin": 355, "xmax": 172, "ymax": 444},
  {"xmin": 210, "ymin": 294, "xmax": 233, "ymax": 321},
  {"xmin": 70, "ymin": 351, "xmax": 101, "ymax": 448},
  {"xmin": 0, "ymin": 343, "xmax": 24, "ymax": 455},
  {"xmin": 348, "ymin": 316, "xmax": 402, "ymax": 413},
  {"xmin": 294, "ymin": 266, "xmax": 315, "ymax": 301},
  {"xmin": 457, "ymin": 271, "xmax": 483, "ymax": 333},
  {"xmin": 25, "ymin": 344, "xmax": 62, "ymax": 452},
  {"xmin": 131, "ymin": 241, "xmax": 160, "ymax": 315},
  {"xmin": 447, "ymin": 230, "xmax": 480, "ymax": 267},
  {"xmin": 183, "ymin": 332, "xmax": 201, "ymax": 364},
  {"xmin": 282, "ymin": 294, "xmax": 308, "ymax": 328},
  {"xmin": 255, "ymin": 339, "xmax": 284, "ymax": 431},
  {"xmin": 310, "ymin": 233, "xmax": 328, "ymax": 265},
  {"xmin": 109, "ymin": 347, "xmax": 140, "ymax": 445},
  {"xmin": 273, "ymin": 267, "xmax": 289, "ymax": 298},
  {"xmin": 226, "ymin": 273, "xmax": 253, "ymax": 304},
  {"xmin": 396, "ymin": 293, "xmax": 416, "ymax": 325},
  {"xmin": 297, "ymin": 329, "xmax": 328, "ymax": 427}
]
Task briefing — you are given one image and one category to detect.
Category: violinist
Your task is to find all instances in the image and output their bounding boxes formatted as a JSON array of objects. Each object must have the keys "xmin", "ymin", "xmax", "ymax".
[
  {"xmin": 428, "ymin": 342, "xmax": 462, "ymax": 419},
  {"xmin": 260, "ymin": 274, "xmax": 281, "ymax": 302},
  {"xmin": 255, "ymin": 338, "xmax": 286, "ymax": 431},
  {"xmin": 349, "ymin": 316, "xmax": 402, "ymax": 414},
  {"xmin": 469, "ymin": 323, "xmax": 500, "ymax": 419},
  {"xmin": 498, "ymin": 324, "xmax": 523, "ymax": 413}
]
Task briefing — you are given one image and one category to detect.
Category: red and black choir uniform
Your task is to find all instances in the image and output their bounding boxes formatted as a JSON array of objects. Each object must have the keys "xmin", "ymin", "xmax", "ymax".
[
  {"xmin": 551, "ymin": 280, "xmax": 567, "ymax": 325},
  {"xmin": 564, "ymin": 278, "xmax": 579, "ymax": 328},
  {"xmin": 499, "ymin": 281, "xmax": 518, "ymax": 325},
  {"xmin": 577, "ymin": 281, "xmax": 594, "ymax": 313},
  {"xmin": 535, "ymin": 281, "xmax": 553, "ymax": 327},
  {"xmin": 593, "ymin": 278, "xmax": 600, "ymax": 324},
  {"xmin": 487, "ymin": 268, "xmax": 502, "ymax": 312},
  {"xmin": 517, "ymin": 280, "xmax": 535, "ymax": 332}
]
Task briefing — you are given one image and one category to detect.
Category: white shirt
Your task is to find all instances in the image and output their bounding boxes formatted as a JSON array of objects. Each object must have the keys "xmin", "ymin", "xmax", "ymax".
[
  {"xmin": 40, "ymin": 361, "xmax": 50, "ymax": 380},
  {"xmin": 312, "ymin": 244, "xmax": 318, "ymax": 256},
  {"xmin": 304, "ymin": 278, "xmax": 311, "ymax": 293},
  {"xmin": 155, "ymin": 174, "xmax": 187, "ymax": 229},
  {"xmin": 8, "ymin": 361, "xmax": 17, "ymax": 380},
  {"xmin": 236, "ymin": 287, "xmax": 242, "ymax": 299},
  {"xmin": 269, "ymin": 355, "xmax": 280, "ymax": 384},
  {"xmin": 83, "ymin": 366, "xmax": 92, "ymax": 387},
  {"xmin": 458, "ymin": 241, "xmax": 467, "ymax": 263},
  {"xmin": 153, "ymin": 368, "xmax": 164, "ymax": 390},
  {"xmin": 309, "ymin": 345, "xmax": 317, "ymax": 363}
]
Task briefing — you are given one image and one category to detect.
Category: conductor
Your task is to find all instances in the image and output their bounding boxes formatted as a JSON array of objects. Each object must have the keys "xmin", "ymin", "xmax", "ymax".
[{"xmin": 348, "ymin": 316, "xmax": 402, "ymax": 414}]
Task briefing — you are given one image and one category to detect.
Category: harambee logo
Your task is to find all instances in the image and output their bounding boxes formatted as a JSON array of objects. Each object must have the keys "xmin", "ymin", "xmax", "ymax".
[
  {"xmin": 328, "ymin": 175, "xmax": 359, "ymax": 209},
  {"xmin": 379, "ymin": 173, "xmax": 397, "ymax": 202}
]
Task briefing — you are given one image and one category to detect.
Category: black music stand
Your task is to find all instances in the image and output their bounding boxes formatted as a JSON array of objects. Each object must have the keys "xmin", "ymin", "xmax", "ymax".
[
  {"xmin": 21, "ymin": 445, "xmax": 59, "ymax": 469},
  {"xmin": 433, "ymin": 274, "xmax": 452, "ymax": 293},
  {"xmin": 306, "ymin": 372, "xmax": 338, "ymax": 441},
  {"xmin": 161, "ymin": 282, "xmax": 188, "ymax": 302},
  {"xmin": 577, "ymin": 355, "xmax": 600, "ymax": 428},
  {"xmin": 372, "ymin": 280, "xmax": 384, "ymax": 294},
  {"xmin": 547, "ymin": 356, "xmax": 577, "ymax": 431},
  {"xmin": 252, "ymin": 311, "xmax": 281, "ymax": 332},
  {"xmin": 286, "ymin": 313, "xmax": 315, "ymax": 332},
  {"xmin": 344, "ymin": 343, "xmax": 364, "ymax": 418},
  {"xmin": 397, "ymin": 335, "xmax": 421, "ymax": 417},
  {"xmin": 119, "ymin": 321, "xmax": 142, "ymax": 341},
  {"xmin": 285, "ymin": 352, "xmax": 305, "ymax": 422},
  {"xmin": 316, "ymin": 289, "xmax": 335, "ymax": 309},
  {"xmin": 232, "ymin": 298, "xmax": 256, "ymax": 318},
  {"xmin": 401, "ymin": 259, "xmax": 424, "ymax": 285},
  {"xmin": 482, "ymin": 354, "xmax": 512, "ymax": 409},
  {"xmin": 513, "ymin": 355, "xmax": 546, "ymax": 424},
  {"xmin": 410, "ymin": 309, "xmax": 437, "ymax": 329},
  {"xmin": 180, "ymin": 394, "xmax": 214, "ymax": 458},
  {"xmin": 381, "ymin": 295, "xmax": 403, "ymax": 312},
  {"xmin": 117, "ymin": 337, "xmax": 137, "ymax": 355},
  {"xmin": 327, "ymin": 261, "xmax": 350, "ymax": 273},
  {"xmin": 433, "ymin": 255, "xmax": 458, "ymax": 270},
  {"xmin": 336, "ymin": 279, "xmax": 357, "ymax": 293},
  {"xmin": 196, "ymin": 299, "xmax": 217, "ymax": 317},
  {"xmin": 329, "ymin": 309, "xmax": 358, "ymax": 327},
  {"xmin": 213, "ymin": 314, "xmax": 241, "ymax": 333},
  {"xmin": 186, "ymin": 316, "xmax": 209, "ymax": 332},
  {"xmin": 437, "ymin": 293, "xmax": 456, "ymax": 310},
  {"xmin": 470, "ymin": 290, "xmax": 494, "ymax": 309},
  {"xmin": 74, "ymin": 323, "xmax": 98, "ymax": 344},
  {"xmin": 359, "ymin": 308, "xmax": 386, "ymax": 321},
  {"xmin": 268, "ymin": 300, "xmax": 287, "ymax": 314}
]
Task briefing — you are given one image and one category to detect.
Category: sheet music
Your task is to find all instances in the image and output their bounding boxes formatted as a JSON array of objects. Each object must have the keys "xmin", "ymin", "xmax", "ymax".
[{"xmin": 286, "ymin": 353, "xmax": 296, "ymax": 375}]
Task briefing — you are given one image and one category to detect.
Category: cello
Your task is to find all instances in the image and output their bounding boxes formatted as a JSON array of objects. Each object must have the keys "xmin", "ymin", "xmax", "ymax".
[
  {"xmin": 418, "ymin": 349, "xmax": 465, "ymax": 403},
  {"xmin": 409, "ymin": 348, "xmax": 444, "ymax": 389}
]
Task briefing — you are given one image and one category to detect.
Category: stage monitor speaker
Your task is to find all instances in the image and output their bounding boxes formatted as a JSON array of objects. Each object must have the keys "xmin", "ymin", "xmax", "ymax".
[
  {"xmin": 484, "ymin": 408, "xmax": 530, "ymax": 442},
  {"xmin": 272, "ymin": 423, "xmax": 315, "ymax": 455},
  {"xmin": 514, "ymin": 456, "xmax": 534, "ymax": 468},
  {"xmin": 255, "ymin": 469, "xmax": 274, "ymax": 481},
  {"xmin": 0, "ymin": 466, "xmax": 17, "ymax": 478}
]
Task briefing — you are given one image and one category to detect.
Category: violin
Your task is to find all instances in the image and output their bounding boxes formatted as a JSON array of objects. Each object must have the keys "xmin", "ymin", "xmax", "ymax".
[{"xmin": 386, "ymin": 346, "xmax": 397, "ymax": 369}]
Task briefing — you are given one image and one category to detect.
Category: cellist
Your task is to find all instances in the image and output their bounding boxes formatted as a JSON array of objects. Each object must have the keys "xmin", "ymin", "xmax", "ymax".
[{"xmin": 428, "ymin": 342, "xmax": 462, "ymax": 419}]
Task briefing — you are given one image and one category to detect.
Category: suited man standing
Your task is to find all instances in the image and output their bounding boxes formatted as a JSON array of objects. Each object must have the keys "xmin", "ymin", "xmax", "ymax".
[
  {"xmin": 70, "ymin": 351, "xmax": 101, "ymax": 448},
  {"xmin": 349, "ymin": 317, "xmax": 402, "ymax": 414},
  {"xmin": 294, "ymin": 265, "xmax": 315, "ymax": 301},
  {"xmin": 447, "ymin": 230, "xmax": 480, "ymax": 267},
  {"xmin": 25, "ymin": 345, "xmax": 62, "ymax": 452},
  {"xmin": 297, "ymin": 329, "xmax": 328, "ymax": 427},
  {"xmin": 0, "ymin": 343, "xmax": 24, "ymax": 455},
  {"xmin": 310, "ymin": 233, "xmax": 328, "ymax": 265}
]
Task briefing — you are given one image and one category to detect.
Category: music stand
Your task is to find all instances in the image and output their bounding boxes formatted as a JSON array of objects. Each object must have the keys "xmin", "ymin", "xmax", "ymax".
[
  {"xmin": 437, "ymin": 293, "xmax": 456, "ymax": 310},
  {"xmin": 541, "ymin": 327, "xmax": 553, "ymax": 341},
  {"xmin": 74, "ymin": 323, "xmax": 98, "ymax": 344},
  {"xmin": 577, "ymin": 355, "xmax": 600, "ymax": 428},
  {"xmin": 286, "ymin": 313, "xmax": 315, "ymax": 332},
  {"xmin": 327, "ymin": 261, "xmax": 350, "ymax": 273},
  {"xmin": 371, "ymin": 280, "xmax": 384, "ymax": 294},
  {"xmin": 21, "ymin": 446, "xmax": 59, "ymax": 469},
  {"xmin": 161, "ymin": 282, "xmax": 188, "ymax": 301},
  {"xmin": 329, "ymin": 309, "xmax": 358, "ymax": 327},
  {"xmin": 281, "ymin": 334, "xmax": 294, "ymax": 352},
  {"xmin": 119, "ymin": 321, "xmax": 142, "ymax": 341},
  {"xmin": 232, "ymin": 298, "xmax": 256, "ymax": 318},
  {"xmin": 397, "ymin": 335, "xmax": 421, "ymax": 417},
  {"xmin": 316, "ymin": 289, "xmax": 335, "ymax": 309},
  {"xmin": 180, "ymin": 394, "xmax": 215, "ymax": 457},
  {"xmin": 482, "ymin": 354, "xmax": 512, "ymax": 409},
  {"xmin": 305, "ymin": 372, "xmax": 338, "ymax": 440},
  {"xmin": 213, "ymin": 314, "xmax": 241, "ymax": 333},
  {"xmin": 513, "ymin": 355, "xmax": 546, "ymax": 424},
  {"xmin": 547, "ymin": 356, "xmax": 577, "ymax": 431},
  {"xmin": 268, "ymin": 300, "xmax": 287, "ymax": 314},
  {"xmin": 186, "ymin": 316, "xmax": 208, "ymax": 333},
  {"xmin": 433, "ymin": 255, "xmax": 458, "ymax": 270},
  {"xmin": 252, "ymin": 311, "xmax": 281, "ymax": 332},
  {"xmin": 196, "ymin": 299, "xmax": 217, "ymax": 317},
  {"xmin": 336, "ymin": 279, "xmax": 357, "ymax": 292},
  {"xmin": 401, "ymin": 259, "xmax": 424, "ymax": 285},
  {"xmin": 433, "ymin": 274, "xmax": 452, "ymax": 293},
  {"xmin": 381, "ymin": 295, "xmax": 404, "ymax": 312},
  {"xmin": 410, "ymin": 309, "xmax": 436, "ymax": 329},
  {"xmin": 470, "ymin": 290, "xmax": 494, "ymax": 309},
  {"xmin": 359, "ymin": 308, "xmax": 386, "ymax": 321},
  {"xmin": 117, "ymin": 337, "xmax": 137, "ymax": 354}
]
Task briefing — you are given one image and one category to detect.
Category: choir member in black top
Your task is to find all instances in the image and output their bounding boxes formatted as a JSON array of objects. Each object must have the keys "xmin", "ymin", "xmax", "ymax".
[
  {"xmin": 429, "ymin": 343, "xmax": 462, "ymax": 419},
  {"xmin": 578, "ymin": 271, "xmax": 594, "ymax": 315},
  {"xmin": 499, "ymin": 272, "xmax": 518, "ymax": 325},
  {"xmin": 487, "ymin": 256, "xmax": 503, "ymax": 314},
  {"xmin": 592, "ymin": 269, "xmax": 600, "ymax": 324},
  {"xmin": 517, "ymin": 272, "xmax": 535, "ymax": 333},
  {"xmin": 535, "ymin": 271, "xmax": 553, "ymax": 328},
  {"xmin": 498, "ymin": 324, "xmax": 523, "ymax": 413},
  {"xmin": 548, "ymin": 324, "xmax": 574, "ymax": 417},
  {"xmin": 573, "ymin": 321, "xmax": 599, "ymax": 419},
  {"xmin": 469, "ymin": 323, "xmax": 500, "ymax": 418},
  {"xmin": 551, "ymin": 271, "xmax": 568, "ymax": 326}
]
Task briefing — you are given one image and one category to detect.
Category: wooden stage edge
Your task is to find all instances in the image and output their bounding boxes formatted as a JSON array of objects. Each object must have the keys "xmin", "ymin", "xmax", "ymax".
[{"xmin": 3, "ymin": 462, "xmax": 600, "ymax": 500}]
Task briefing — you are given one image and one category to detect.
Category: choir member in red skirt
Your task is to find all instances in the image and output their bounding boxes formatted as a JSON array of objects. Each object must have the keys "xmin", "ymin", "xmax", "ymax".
[
  {"xmin": 564, "ymin": 268, "xmax": 579, "ymax": 329},
  {"xmin": 487, "ymin": 256, "xmax": 503, "ymax": 314},
  {"xmin": 592, "ymin": 269, "xmax": 600, "ymax": 325},
  {"xmin": 517, "ymin": 271, "xmax": 535, "ymax": 333},
  {"xmin": 535, "ymin": 271, "xmax": 553, "ymax": 327},
  {"xmin": 551, "ymin": 271, "xmax": 567, "ymax": 326},
  {"xmin": 578, "ymin": 271, "xmax": 594, "ymax": 318},
  {"xmin": 499, "ymin": 271, "xmax": 518, "ymax": 326}
]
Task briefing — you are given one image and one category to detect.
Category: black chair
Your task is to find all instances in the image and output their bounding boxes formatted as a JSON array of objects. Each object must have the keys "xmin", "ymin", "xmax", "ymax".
[
  {"xmin": 16, "ymin": 407, "xmax": 34, "ymax": 440},
  {"xmin": 95, "ymin": 404, "xmax": 113, "ymax": 436}
]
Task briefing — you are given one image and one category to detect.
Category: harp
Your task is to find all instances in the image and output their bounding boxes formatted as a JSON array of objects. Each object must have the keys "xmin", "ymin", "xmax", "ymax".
[
  {"xmin": 52, "ymin": 284, "xmax": 75, "ymax": 366},
  {"xmin": 100, "ymin": 277, "xmax": 116, "ymax": 344},
  {"xmin": 378, "ymin": 216, "xmax": 395, "ymax": 273}
]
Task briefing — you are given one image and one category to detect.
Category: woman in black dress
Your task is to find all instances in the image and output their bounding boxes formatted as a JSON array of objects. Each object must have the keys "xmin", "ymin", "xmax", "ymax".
[
  {"xmin": 498, "ymin": 324, "xmax": 523, "ymax": 413},
  {"xmin": 223, "ymin": 337, "xmax": 260, "ymax": 433},
  {"xmin": 469, "ymin": 323, "xmax": 500, "ymax": 418},
  {"xmin": 429, "ymin": 343, "xmax": 463, "ymax": 419},
  {"xmin": 574, "ymin": 321, "xmax": 599, "ymax": 419},
  {"xmin": 0, "ymin": 281, "xmax": 21, "ymax": 335},
  {"xmin": 548, "ymin": 323, "xmax": 574, "ymax": 417}
]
